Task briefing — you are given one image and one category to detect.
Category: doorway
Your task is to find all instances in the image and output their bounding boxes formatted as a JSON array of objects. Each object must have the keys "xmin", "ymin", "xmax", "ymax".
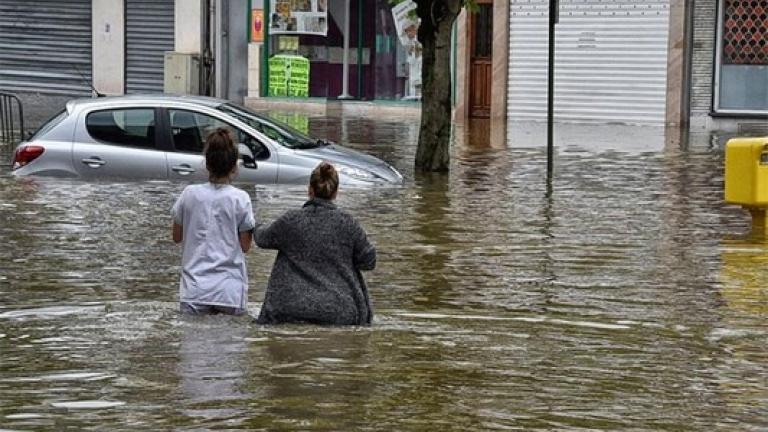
[{"xmin": 469, "ymin": 0, "xmax": 493, "ymax": 118}]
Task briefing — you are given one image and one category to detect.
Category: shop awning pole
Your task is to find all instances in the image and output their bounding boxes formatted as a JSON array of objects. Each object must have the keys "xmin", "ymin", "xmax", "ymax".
[{"xmin": 338, "ymin": 0, "xmax": 352, "ymax": 99}]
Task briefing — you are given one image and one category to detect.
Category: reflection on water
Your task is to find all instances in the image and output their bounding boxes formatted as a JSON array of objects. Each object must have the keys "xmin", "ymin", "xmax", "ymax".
[{"xmin": 1, "ymin": 119, "xmax": 767, "ymax": 430}]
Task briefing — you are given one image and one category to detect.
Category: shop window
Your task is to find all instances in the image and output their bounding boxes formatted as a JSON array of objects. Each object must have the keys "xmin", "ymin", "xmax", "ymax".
[
  {"xmin": 716, "ymin": 0, "xmax": 768, "ymax": 112},
  {"xmin": 262, "ymin": 0, "xmax": 421, "ymax": 101}
]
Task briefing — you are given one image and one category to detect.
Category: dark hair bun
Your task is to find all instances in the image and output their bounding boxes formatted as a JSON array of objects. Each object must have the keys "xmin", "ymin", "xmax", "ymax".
[
  {"xmin": 310, "ymin": 161, "xmax": 339, "ymax": 199},
  {"xmin": 319, "ymin": 162, "xmax": 334, "ymax": 177},
  {"xmin": 205, "ymin": 128, "xmax": 238, "ymax": 180}
]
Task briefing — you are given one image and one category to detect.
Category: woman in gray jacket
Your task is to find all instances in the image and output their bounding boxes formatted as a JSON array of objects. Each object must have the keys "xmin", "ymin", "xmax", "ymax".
[{"xmin": 254, "ymin": 162, "xmax": 377, "ymax": 325}]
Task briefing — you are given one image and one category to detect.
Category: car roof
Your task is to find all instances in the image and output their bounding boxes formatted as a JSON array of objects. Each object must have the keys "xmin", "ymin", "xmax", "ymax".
[{"xmin": 65, "ymin": 94, "xmax": 228, "ymax": 112}]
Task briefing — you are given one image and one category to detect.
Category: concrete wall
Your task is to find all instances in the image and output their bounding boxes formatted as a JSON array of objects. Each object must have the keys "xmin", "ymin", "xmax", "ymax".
[
  {"xmin": 175, "ymin": 0, "xmax": 203, "ymax": 54},
  {"xmin": 490, "ymin": 0, "xmax": 508, "ymax": 121},
  {"xmin": 454, "ymin": 10, "xmax": 470, "ymax": 121},
  {"xmin": 92, "ymin": 0, "xmax": 125, "ymax": 95},
  {"xmin": 665, "ymin": 0, "xmax": 689, "ymax": 127},
  {"xmin": 248, "ymin": 43, "xmax": 261, "ymax": 98}
]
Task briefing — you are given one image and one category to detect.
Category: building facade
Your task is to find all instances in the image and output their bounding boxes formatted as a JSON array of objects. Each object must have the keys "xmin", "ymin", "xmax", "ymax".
[
  {"xmin": 1, "ymin": 0, "xmax": 765, "ymax": 132},
  {"xmin": 452, "ymin": 0, "xmax": 766, "ymax": 131}
]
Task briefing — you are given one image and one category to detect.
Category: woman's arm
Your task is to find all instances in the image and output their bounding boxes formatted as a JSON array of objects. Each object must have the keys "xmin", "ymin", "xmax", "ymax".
[
  {"xmin": 172, "ymin": 223, "xmax": 183, "ymax": 243},
  {"xmin": 240, "ymin": 229, "xmax": 253, "ymax": 253},
  {"xmin": 353, "ymin": 224, "xmax": 376, "ymax": 271},
  {"xmin": 171, "ymin": 187, "xmax": 187, "ymax": 244},
  {"xmin": 254, "ymin": 216, "xmax": 286, "ymax": 250}
]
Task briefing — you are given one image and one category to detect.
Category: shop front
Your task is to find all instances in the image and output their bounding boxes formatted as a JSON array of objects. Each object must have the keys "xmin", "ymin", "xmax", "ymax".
[
  {"xmin": 252, "ymin": 0, "xmax": 423, "ymax": 102},
  {"xmin": 713, "ymin": 0, "xmax": 768, "ymax": 115}
]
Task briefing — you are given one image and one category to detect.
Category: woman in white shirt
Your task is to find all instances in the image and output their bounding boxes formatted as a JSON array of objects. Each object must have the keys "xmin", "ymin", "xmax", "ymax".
[{"xmin": 171, "ymin": 128, "xmax": 256, "ymax": 315}]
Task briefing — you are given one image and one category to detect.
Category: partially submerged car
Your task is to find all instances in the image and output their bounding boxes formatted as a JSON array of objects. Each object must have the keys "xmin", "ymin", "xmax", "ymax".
[{"xmin": 11, "ymin": 95, "xmax": 403, "ymax": 185}]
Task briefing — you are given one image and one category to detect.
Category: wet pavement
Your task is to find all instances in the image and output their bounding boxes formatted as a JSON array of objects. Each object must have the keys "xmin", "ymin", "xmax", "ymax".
[{"xmin": 0, "ymin": 115, "xmax": 767, "ymax": 430}]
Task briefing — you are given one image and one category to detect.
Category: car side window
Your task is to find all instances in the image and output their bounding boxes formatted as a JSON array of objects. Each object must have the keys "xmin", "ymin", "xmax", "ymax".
[
  {"xmin": 169, "ymin": 109, "xmax": 270, "ymax": 160},
  {"xmin": 86, "ymin": 109, "xmax": 156, "ymax": 148}
]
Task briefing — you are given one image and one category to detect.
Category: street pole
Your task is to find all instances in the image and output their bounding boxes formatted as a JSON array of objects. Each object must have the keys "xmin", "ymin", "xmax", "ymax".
[
  {"xmin": 547, "ymin": 0, "xmax": 558, "ymax": 179},
  {"xmin": 338, "ymin": 0, "xmax": 352, "ymax": 99}
]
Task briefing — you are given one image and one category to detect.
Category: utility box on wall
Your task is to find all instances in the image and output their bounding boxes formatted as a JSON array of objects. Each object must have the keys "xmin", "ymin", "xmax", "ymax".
[{"xmin": 164, "ymin": 52, "xmax": 200, "ymax": 95}]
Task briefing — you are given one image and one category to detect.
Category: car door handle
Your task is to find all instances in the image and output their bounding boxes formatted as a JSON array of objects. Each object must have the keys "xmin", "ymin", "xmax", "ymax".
[
  {"xmin": 172, "ymin": 164, "xmax": 196, "ymax": 175},
  {"xmin": 81, "ymin": 157, "xmax": 106, "ymax": 168}
]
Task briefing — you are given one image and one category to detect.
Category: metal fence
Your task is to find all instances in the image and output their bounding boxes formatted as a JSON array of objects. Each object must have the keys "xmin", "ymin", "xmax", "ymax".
[{"xmin": 0, "ymin": 92, "xmax": 24, "ymax": 145}]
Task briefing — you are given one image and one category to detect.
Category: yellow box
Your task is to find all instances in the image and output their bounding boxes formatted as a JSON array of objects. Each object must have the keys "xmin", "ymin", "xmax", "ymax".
[{"xmin": 725, "ymin": 137, "xmax": 768, "ymax": 207}]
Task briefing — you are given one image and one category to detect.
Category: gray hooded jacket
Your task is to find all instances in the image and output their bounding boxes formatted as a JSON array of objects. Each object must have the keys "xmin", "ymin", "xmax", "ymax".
[{"xmin": 254, "ymin": 198, "xmax": 376, "ymax": 325}]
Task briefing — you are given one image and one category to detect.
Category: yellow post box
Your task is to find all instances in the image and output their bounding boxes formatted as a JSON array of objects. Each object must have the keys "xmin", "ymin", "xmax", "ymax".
[{"xmin": 725, "ymin": 137, "xmax": 768, "ymax": 235}]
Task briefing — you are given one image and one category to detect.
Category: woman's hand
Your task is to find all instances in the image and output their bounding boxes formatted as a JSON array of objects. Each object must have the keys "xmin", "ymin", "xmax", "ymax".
[{"xmin": 172, "ymin": 223, "xmax": 183, "ymax": 243}]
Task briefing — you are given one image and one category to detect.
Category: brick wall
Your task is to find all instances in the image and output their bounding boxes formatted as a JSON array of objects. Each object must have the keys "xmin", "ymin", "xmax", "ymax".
[{"xmin": 690, "ymin": 0, "xmax": 717, "ymax": 116}]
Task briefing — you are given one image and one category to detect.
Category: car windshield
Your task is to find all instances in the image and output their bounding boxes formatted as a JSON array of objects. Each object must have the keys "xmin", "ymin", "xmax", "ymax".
[{"xmin": 216, "ymin": 103, "xmax": 322, "ymax": 150}]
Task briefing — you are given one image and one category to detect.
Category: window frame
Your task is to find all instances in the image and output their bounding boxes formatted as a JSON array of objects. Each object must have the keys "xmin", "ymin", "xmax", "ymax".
[{"xmin": 84, "ymin": 107, "xmax": 161, "ymax": 149}]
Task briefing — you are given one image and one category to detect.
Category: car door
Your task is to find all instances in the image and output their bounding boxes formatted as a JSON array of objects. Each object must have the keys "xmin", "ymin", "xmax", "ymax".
[
  {"xmin": 72, "ymin": 107, "xmax": 167, "ymax": 180},
  {"xmin": 165, "ymin": 108, "xmax": 278, "ymax": 184}
]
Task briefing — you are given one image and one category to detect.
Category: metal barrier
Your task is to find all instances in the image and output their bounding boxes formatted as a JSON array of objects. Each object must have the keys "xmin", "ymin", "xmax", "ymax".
[{"xmin": 0, "ymin": 92, "xmax": 24, "ymax": 145}]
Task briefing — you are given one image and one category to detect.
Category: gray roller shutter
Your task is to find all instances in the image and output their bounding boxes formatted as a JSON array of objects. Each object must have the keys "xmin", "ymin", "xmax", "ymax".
[
  {"xmin": 125, "ymin": 0, "xmax": 175, "ymax": 93},
  {"xmin": 508, "ymin": 0, "xmax": 670, "ymax": 125},
  {"xmin": 0, "ymin": 0, "xmax": 92, "ymax": 96}
]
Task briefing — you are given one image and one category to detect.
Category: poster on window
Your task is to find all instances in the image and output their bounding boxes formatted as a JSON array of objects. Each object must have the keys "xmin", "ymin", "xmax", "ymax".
[
  {"xmin": 391, "ymin": 1, "xmax": 419, "ymax": 48},
  {"xmin": 391, "ymin": 1, "xmax": 422, "ymax": 99},
  {"xmin": 270, "ymin": 0, "xmax": 328, "ymax": 36}
]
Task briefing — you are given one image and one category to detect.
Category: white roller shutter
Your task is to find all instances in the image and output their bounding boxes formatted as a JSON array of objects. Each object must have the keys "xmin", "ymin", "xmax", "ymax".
[
  {"xmin": 507, "ymin": 0, "xmax": 670, "ymax": 125},
  {"xmin": 125, "ymin": 0, "xmax": 175, "ymax": 93},
  {"xmin": 0, "ymin": 0, "xmax": 92, "ymax": 96}
]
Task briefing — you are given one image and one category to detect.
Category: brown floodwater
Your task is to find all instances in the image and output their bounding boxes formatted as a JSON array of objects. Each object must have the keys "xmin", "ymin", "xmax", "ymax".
[{"xmin": 0, "ymin": 115, "xmax": 766, "ymax": 431}]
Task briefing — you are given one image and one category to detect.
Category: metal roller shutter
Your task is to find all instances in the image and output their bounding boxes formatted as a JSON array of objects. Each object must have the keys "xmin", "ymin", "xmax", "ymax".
[
  {"xmin": 125, "ymin": 0, "xmax": 175, "ymax": 93},
  {"xmin": 0, "ymin": 0, "xmax": 92, "ymax": 96},
  {"xmin": 508, "ymin": 0, "xmax": 670, "ymax": 125}
]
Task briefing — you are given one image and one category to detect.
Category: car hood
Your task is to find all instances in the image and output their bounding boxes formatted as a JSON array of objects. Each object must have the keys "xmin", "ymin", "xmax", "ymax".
[{"xmin": 296, "ymin": 144, "xmax": 402, "ymax": 183}]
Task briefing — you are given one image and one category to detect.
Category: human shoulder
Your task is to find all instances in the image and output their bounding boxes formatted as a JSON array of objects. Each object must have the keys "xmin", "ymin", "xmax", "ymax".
[
  {"xmin": 183, "ymin": 183, "xmax": 209, "ymax": 195},
  {"xmin": 335, "ymin": 207, "xmax": 365, "ymax": 231},
  {"xmin": 176, "ymin": 183, "xmax": 203, "ymax": 201},
  {"xmin": 227, "ymin": 185, "xmax": 252, "ymax": 201},
  {"xmin": 336, "ymin": 207, "xmax": 357, "ymax": 221}
]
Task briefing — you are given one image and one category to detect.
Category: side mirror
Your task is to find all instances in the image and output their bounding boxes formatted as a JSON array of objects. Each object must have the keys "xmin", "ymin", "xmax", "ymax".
[{"xmin": 238, "ymin": 143, "xmax": 258, "ymax": 169}]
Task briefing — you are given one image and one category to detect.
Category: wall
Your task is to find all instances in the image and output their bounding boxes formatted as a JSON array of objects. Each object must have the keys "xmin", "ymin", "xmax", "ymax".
[
  {"xmin": 175, "ymin": 0, "xmax": 203, "ymax": 54},
  {"xmin": 92, "ymin": 0, "xmax": 125, "ymax": 95},
  {"xmin": 664, "ymin": 0, "xmax": 690, "ymax": 127},
  {"xmin": 689, "ymin": 0, "xmax": 717, "ymax": 124}
]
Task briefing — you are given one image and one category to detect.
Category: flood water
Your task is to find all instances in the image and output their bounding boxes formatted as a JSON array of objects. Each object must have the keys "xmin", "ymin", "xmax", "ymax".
[{"xmin": 1, "ymin": 116, "xmax": 767, "ymax": 431}]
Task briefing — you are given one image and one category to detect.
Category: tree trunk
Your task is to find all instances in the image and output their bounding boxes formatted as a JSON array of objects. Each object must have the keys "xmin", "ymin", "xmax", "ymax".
[{"xmin": 414, "ymin": 0, "xmax": 462, "ymax": 172}]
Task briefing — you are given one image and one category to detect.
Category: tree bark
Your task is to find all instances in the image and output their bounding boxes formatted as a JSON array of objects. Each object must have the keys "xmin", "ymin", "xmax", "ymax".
[{"xmin": 414, "ymin": 0, "xmax": 462, "ymax": 172}]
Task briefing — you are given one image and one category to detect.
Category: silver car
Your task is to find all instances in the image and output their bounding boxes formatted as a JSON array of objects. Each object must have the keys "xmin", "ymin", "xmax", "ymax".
[{"xmin": 10, "ymin": 95, "xmax": 403, "ymax": 185}]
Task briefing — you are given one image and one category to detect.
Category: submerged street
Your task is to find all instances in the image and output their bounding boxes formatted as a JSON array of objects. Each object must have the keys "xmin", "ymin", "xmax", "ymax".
[{"xmin": 0, "ymin": 115, "xmax": 766, "ymax": 430}]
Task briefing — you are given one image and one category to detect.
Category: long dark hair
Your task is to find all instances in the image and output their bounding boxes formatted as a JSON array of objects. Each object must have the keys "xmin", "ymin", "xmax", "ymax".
[
  {"xmin": 204, "ymin": 128, "xmax": 238, "ymax": 181},
  {"xmin": 309, "ymin": 161, "xmax": 339, "ymax": 199}
]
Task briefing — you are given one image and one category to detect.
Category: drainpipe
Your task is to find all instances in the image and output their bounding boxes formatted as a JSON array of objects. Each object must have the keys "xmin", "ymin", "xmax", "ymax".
[
  {"xmin": 356, "ymin": 0, "xmax": 363, "ymax": 99},
  {"xmin": 214, "ymin": 0, "xmax": 227, "ymax": 99},
  {"xmin": 338, "ymin": 0, "xmax": 352, "ymax": 99}
]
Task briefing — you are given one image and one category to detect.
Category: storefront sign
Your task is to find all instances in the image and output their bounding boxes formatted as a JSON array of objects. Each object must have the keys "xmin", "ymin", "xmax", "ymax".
[
  {"xmin": 270, "ymin": 0, "xmax": 328, "ymax": 36},
  {"xmin": 251, "ymin": 9, "xmax": 264, "ymax": 42},
  {"xmin": 278, "ymin": 36, "xmax": 300, "ymax": 52},
  {"xmin": 269, "ymin": 54, "xmax": 310, "ymax": 97}
]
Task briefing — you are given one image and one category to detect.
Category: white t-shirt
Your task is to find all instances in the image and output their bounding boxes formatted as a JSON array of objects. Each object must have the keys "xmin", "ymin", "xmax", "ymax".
[{"xmin": 171, "ymin": 183, "xmax": 256, "ymax": 309}]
